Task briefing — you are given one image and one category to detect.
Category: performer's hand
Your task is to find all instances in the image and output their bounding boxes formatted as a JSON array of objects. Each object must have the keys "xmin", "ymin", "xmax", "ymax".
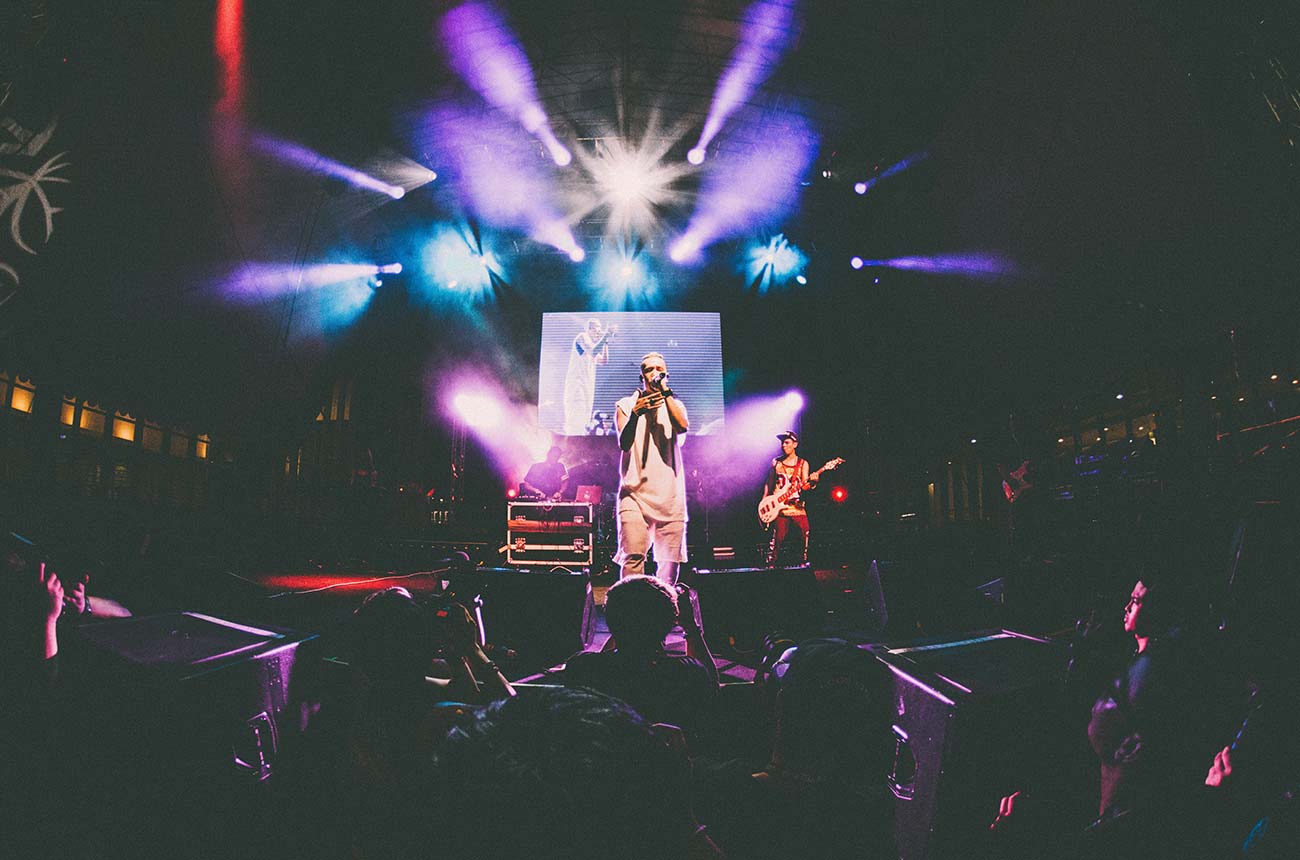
[{"xmin": 634, "ymin": 392, "xmax": 664, "ymax": 414}]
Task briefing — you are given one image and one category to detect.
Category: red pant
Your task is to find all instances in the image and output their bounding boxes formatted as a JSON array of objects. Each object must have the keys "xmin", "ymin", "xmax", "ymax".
[{"xmin": 766, "ymin": 513, "xmax": 809, "ymax": 566}]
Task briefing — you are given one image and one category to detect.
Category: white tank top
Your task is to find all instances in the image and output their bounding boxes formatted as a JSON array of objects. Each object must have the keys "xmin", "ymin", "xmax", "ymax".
[{"xmin": 615, "ymin": 394, "xmax": 689, "ymax": 522}]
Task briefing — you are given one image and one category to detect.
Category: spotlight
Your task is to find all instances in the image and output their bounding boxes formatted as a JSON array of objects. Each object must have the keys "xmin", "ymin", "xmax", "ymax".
[
  {"xmin": 970, "ymin": 437, "xmax": 977, "ymax": 444},
  {"xmin": 589, "ymin": 137, "xmax": 691, "ymax": 234},
  {"xmin": 873, "ymin": 277, "xmax": 880, "ymax": 284},
  {"xmin": 591, "ymin": 248, "xmax": 652, "ymax": 295},
  {"xmin": 552, "ymin": 147, "xmax": 573, "ymax": 167},
  {"xmin": 1115, "ymin": 393, "xmax": 1124, "ymax": 400},
  {"xmin": 687, "ymin": 147, "xmax": 706, "ymax": 165},
  {"xmin": 795, "ymin": 274, "xmax": 807, "ymax": 285},
  {"xmin": 506, "ymin": 487, "xmax": 518, "ymax": 499},
  {"xmin": 568, "ymin": 246, "xmax": 586, "ymax": 263},
  {"xmin": 746, "ymin": 234, "xmax": 806, "ymax": 287},
  {"xmin": 387, "ymin": 185, "xmax": 406, "ymax": 200},
  {"xmin": 783, "ymin": 390, "xmax": 804, "ymax": 410},
  {"xmin": 378, "ymin": 262, "xmax": 403, "ymax": 275},
  {"xmin": 850, "ymin": 256, "xmax": 864, "ymax": 270},
  {"xmin": 421, "ymin": 226, "xmax": 498, "ymax": 294},
  {"xmin": 453, "ymin": 393, "xmax": 502, "ymax": 429},
  {"xmin": 831, "ymin": 486, "xmax": 847, "ymax": 503},
  {"xmin": 854, "ymin": 182, "xmax": 867, "ymax": 195},
  {"xmin": 520, "ymin": 104, "xmax": 545, "ymax": 133},
  {"xmin": 669, "ymin": 235, "xmax": 700, "ymax": 264}
]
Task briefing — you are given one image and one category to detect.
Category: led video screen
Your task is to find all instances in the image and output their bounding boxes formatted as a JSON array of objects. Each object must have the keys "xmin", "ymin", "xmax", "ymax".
[{"xmin": 538, "ymin": 312, "xmax": 724, "ymax": 436}]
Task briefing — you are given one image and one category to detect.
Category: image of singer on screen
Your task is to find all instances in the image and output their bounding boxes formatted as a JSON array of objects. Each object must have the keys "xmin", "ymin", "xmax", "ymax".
[{"xmin": 563, "ymin": 318, "xmax": 616, "ymax": 435}]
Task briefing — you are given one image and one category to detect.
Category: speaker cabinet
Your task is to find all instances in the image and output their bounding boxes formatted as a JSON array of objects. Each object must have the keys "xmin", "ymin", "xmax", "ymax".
[
  {"xmin": 443, "ymin": 568, "xmax": 595, "ymax": 670},
  {"xmin": 65, "ymin": 613, "xmax": 317, "ymax": 859},
  {"xmin": 869, "ymin": 629, "xmax": 1065, "ymax": 860},
  {"xmin": 686, "ymin": 564, "xmax": 823, "ymax": 650}
]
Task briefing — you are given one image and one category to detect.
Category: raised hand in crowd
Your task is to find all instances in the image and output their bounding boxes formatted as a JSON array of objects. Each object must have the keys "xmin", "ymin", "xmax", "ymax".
[
  {"xmin": 38, "ymin": 562, "xmax": 63, "ymax": 660},
  {"xmin": 435, "ymin": 599, "xmax": 515, "ymax": 703}
]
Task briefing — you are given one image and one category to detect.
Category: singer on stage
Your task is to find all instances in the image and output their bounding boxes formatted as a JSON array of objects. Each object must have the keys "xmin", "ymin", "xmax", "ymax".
[{"xmin": 613, "ymin": 352, "xmax": 688, "ymax": 585}]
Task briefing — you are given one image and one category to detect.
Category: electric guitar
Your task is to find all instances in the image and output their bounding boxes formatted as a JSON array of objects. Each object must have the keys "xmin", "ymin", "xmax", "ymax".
[
  {"xmin": 1001, "ymin": 460, "xmax": 1033, "ymax": 503},
  {"xmin": 757, "ymin": 458, "xmax": 844, "ymax": 524}
]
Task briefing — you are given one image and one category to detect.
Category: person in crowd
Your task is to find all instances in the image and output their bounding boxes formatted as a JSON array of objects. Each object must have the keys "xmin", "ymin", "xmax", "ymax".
[
  {"xmin": 562, "ymin": 575, "xmax": 717, "ymax": 740},
  {"xmin": 992, "ymin": 569, "xmax": 1208, "ymax": 857},
  {"xmin": 276, "ymin": 586, "xmax": 513, "ymax": 859},
  {"xmin": 431, "ymin": 685, "xmax": 714, "ymax": 859},
  {"xmin": 1, "ymin": 554, "xmax": 71, "ymax": 856},
  {"xmin": 698, "ymin": 637, "xmax": 895, "ymax": 859}
]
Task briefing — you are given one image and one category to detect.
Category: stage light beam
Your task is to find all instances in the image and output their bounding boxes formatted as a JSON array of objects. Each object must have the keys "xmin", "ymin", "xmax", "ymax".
[
  {"xmin": 690, "ymin": 0, "xmax": 799, "ymax": 157},
  {"xmin": 454, "ymin": 393, "xmax": 503, "ymax": 429}
]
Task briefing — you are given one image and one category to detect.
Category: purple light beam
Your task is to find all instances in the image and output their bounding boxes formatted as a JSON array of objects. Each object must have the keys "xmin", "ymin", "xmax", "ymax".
[
  {"xmin": 691, "ymin": 0, "xmax": 800, "ymax": 158},
  {"xmin": 672, "ymin": 108, "xmax": 818, "ymax": 262},
  {"xmin": 440, "ymin": 2, "xmax": 572, "ymax": 166},
  {"xmin": 852, "ymin": 253, "xmax": 1020, "ymax": 280},
  {"xmin": 247, "ymin": 132, "xmax": 406, "ymax": 198}
]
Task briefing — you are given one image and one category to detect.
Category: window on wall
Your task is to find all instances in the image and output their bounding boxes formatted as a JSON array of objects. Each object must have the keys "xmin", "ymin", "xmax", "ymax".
[
  {"xmin": 61, "ymin": 396, "xmax": 76, "ymax": 426},
  {"xmin": 169, "ymin": 431, "xmax": 190, "ymax": 458},
  {"xmin": 0, "ymin": 372, "xmax": 9, "ymax": 407},
  {"xmin": 79, "ymin": 402, "xmax": 107, "ymax": 435},
  {"xmin": 142, "ymin": 422, "xmax": 163, "ymax": 452},
  {"xmin": 10, "ymin": 377, "xmax": 35, "ymax": 413},
  {"xmin": 112, "ymin": 411, "xmax": 136, "ymax": 443},
  {"xmin": 195, "ymin": 434, "xmax": 210, "ymax": 459}
]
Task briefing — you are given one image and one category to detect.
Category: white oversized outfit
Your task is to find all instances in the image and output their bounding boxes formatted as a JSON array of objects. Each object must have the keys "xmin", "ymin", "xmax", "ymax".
[
  {"xmin": 615, "ymin": 393, "xmax": 688, "ymax": 576},
  {"xmin": 563, "ymin": 330, "xmax": 600, "ymax": 435}
]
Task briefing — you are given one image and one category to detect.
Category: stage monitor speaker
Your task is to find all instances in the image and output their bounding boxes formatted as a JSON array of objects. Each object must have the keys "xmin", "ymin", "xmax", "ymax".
[
  {"xmin": 868, "ymin": 630, "xmax": 1065, "ymax": 860},
  {"xmin": 442, "ymin": 568, "xmax": 594, "ymax": 670},
  {"xmin": 686, "ymin": 564, "xmax": 824, "ymax": 650},
  {"xmin": 65, "ymin": 612, "xmax": 318, "ymax": 858}
]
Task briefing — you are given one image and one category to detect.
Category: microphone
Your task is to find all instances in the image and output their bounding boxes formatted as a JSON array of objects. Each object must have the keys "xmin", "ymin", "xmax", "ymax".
[{"xmin": 649, "ymin": 370, "xmax": 668, "ymax": 389}]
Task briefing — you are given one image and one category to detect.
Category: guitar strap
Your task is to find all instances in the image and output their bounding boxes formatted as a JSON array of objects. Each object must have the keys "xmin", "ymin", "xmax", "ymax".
[{"xmin": 775, "ymin": 457, "xmax": 805, "ymax": 503}]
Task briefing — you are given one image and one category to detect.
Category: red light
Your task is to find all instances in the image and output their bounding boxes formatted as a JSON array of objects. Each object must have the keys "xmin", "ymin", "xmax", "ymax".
[
  {"xmin": 831, "ymin": 486, "xmax": 847, "ymax": 502},
  {"xmin": 506, "ymin": 487, "xmax": 518, "ymax": 499}
]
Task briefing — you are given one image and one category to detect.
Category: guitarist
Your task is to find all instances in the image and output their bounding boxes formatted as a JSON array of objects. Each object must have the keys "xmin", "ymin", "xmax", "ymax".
[{"xmin": 764, "ymin": 431, "xmax": 817, "ymax": 566}]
